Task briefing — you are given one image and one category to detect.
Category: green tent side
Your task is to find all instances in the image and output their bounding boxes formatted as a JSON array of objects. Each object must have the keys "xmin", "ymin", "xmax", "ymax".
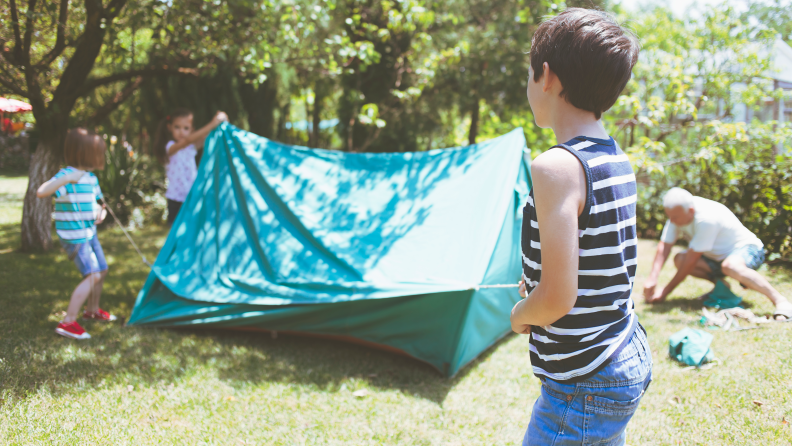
[{"xmin": 128, "ymin": 123, "xmax": 532, "ymax": 377}]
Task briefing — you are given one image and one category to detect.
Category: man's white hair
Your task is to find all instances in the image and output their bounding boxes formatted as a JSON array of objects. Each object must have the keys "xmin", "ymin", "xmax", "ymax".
[{"xmin": 663, "ymin": 187, "xmax": 694, "ymax": 210}]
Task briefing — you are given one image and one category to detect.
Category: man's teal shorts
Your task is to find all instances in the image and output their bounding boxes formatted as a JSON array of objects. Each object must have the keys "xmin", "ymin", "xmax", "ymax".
[{"xmin": 703, "ymin": 244, "xmax": 765, "ymax": 280}]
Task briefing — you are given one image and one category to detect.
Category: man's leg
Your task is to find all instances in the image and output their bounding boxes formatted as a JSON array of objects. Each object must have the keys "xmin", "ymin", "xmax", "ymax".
[
  {"xmin": 673, "ymin": 250, "xmax": 724, "ymax": 299},
  {"xmin": 721, "ymin": 255, "xmax": 790, "ymax": 309},
  {"xmin": 673, "ymin": 250, "xmax": 715, "ymax": 281}
]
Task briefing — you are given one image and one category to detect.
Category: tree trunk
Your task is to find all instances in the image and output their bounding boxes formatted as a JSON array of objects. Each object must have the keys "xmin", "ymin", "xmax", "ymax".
[
  {"xmin": 468, "ymin": 98, "xmax": 480, "ymax": 146},
  {"xmin": 21, "ymin": 137, "xmax": 62, "ymax": 251},
  {"xmin": 277, "ymin": 100, "xmax": 291, "ymax": 143},
  {"xmin": 310, "ymin": 81, "xmax": 328, "ymax": 148},
  {"xmin": 239, "ymin": 78, "xmax": 277, "ymax": 138}
]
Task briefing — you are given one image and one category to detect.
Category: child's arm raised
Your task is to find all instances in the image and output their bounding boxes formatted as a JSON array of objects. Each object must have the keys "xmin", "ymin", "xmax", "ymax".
[
  {"xmin": 36, "ymin": 169, "xmax": 85, "ymax": 198},
  {"xmin": 167, "ymin": 111, "xmax": 228, "ymax": 157},
  {"xmin": 511, "ymin": 148, "xmax": 586, "ymax": 333}
]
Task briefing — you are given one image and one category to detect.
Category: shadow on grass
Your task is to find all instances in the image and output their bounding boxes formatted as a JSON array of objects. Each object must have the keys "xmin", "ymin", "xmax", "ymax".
[
  {"xmin": 0, "ymin": 221, "xmax": 507, "ymax": 406},
  {"xmin": 645, "ymin": 294, "xmax": 755, "ymax": 315}
]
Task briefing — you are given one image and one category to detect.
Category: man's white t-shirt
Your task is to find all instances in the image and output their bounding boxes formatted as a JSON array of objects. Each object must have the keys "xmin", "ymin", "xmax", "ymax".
[{"xmin": 660, "ymin": 196, "xmax": 762, "ymax": 261}]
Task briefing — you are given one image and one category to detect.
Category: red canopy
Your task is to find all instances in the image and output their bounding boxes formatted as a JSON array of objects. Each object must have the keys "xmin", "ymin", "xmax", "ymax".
[{"xmin": 0, "ymin": 97, "xmax": 33, "ymax": 113}]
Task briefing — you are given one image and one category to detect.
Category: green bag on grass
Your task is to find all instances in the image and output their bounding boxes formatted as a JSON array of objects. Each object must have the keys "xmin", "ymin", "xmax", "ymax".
[
  {"xmin": 701, "ymin": 280, "xmax": 742, "ymax": 309},
  {"xmin": 669, "ymin": 328, "xmax": 714, "ymax": 367}
]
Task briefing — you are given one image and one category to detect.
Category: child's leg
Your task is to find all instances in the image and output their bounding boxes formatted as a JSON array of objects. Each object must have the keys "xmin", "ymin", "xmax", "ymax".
[
  {"xmin": 64, "ymin": 272, "xmax": 102, "ymax": 323},
  {"xmin": 85, "ymin": 270, "xmax": 108, "ymax": 313},
  {"xmin": 167, "ymin": 199, "xmax": 183, "ymax": 226},
  {"xmin": 83, "ymin": 236, "xmax": 109, "ymax": 313},
  {"xmin": 60, "ymin": 237, "xmax": 107, "ymax": 320}
]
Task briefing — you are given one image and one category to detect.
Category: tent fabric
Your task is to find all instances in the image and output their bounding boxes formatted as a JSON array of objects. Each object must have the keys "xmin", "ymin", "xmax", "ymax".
[{"xmin": 128, "ymin": 123, "xmax": 532, "ymax": 376}]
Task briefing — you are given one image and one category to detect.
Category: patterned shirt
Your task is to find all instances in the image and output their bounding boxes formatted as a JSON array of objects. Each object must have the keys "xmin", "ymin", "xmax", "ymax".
[
  {"xmin": 165, "ymin": 140, "xmax": 198, "ymax": 202},
  {"xmin": 51, "ymin": 167, "xmax": 103, "ymax": 244},
  {"xmin": 522, "ymin": 136, "xmax": 639, "ymax": 383}
]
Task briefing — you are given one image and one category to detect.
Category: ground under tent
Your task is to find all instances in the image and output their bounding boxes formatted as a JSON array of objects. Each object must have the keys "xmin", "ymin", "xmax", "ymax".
[{"xmin": 128, "ymin": 123, "xmax": 532, "ymax": 377}]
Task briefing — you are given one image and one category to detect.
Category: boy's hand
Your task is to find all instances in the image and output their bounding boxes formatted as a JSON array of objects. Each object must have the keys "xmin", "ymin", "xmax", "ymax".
[
  {"xmin": 95, "ymin": 204, "xmax": 107, "ymax": 225},
  {"xmin": 66, "ymin": 169, "xmax": 86, "ymax": 183},
  {"xmin": 518, "ymin": 280, "xmax": 527, "ymax": 298}
]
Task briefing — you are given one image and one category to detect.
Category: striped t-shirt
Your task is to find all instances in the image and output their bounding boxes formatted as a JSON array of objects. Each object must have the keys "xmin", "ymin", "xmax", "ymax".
[
  {"xmin": 522, "ymin": 136, "xmax": 638, "ymax": 383},
  {"xmin": 51, "ymin": 167, "xmax": 103, "ymax": 244}
]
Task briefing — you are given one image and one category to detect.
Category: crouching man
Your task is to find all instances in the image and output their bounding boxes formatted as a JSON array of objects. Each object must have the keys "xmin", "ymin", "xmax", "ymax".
[{"xmin": 643, "ymin": 187, "xmax": 791, "ymax": 320}]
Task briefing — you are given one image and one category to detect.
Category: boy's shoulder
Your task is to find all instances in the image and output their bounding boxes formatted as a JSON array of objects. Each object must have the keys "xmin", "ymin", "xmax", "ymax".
[
  {"xmin": 531, "ymin": 146, "xmax": 584, "ymax": 187},
  {"xmin": 53, "ymin": 166, "xmax": 73, "ymax": 178}
]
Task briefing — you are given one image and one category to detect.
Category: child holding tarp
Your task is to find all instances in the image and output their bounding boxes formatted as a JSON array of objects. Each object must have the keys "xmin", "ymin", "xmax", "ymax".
[
  {"xmin": 37, "ymin": 128, "xmax": 114, "ymax": 340},
  {"xmin": 509, "ymin": 8, "xmax": 651, "ymax": 445},
  {"xmin": 153, "ymin": 108, "xmax": 227, "ymax": 225}
]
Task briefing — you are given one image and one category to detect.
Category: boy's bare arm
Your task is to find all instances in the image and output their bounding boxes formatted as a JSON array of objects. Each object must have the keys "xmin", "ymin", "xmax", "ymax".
[
  {"xmin": 511, "ymin": 148, "xmax": 585, "ymax": 333},
  {"xmin": 36, "ymin": 169, "xmax": 85, "ymax": 198}
]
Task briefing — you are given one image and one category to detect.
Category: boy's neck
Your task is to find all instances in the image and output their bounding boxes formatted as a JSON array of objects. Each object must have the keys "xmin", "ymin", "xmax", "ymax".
[{"xmin": 549, "ymin": 101, "xmax": 610, "ymax": 144}]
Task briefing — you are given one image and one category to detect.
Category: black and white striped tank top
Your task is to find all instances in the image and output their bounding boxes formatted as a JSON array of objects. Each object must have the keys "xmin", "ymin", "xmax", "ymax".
[{"xmin": 522, "ymin": 136, "xmax": 639, "ymax": 383}]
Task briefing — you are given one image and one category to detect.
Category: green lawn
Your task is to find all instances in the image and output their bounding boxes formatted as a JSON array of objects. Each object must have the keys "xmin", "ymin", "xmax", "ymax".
[{"xmin": 0, "ymin": 174, "xmax": 790, "ymax": 445}]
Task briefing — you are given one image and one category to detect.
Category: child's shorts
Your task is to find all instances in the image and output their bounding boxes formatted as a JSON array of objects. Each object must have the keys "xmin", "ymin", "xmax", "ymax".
[
  {"xmin": 523, "ymin": 325, "xmax": 653, "ymax": 446},
  {"xmin": 60, "ymin": 236, "xmax": 108, "ymax": 276}
]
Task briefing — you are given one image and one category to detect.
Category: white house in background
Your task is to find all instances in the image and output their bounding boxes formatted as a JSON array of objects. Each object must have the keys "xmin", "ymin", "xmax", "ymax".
[{"xmin": 732, "ymin": 38, "xmax": 792, "ymax": 124}]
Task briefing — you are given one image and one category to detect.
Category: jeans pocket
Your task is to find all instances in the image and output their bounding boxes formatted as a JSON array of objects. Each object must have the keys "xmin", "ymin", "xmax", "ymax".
[{"xmin": 582, "ymin": 391, "xmax": 644, "ymax": 446}]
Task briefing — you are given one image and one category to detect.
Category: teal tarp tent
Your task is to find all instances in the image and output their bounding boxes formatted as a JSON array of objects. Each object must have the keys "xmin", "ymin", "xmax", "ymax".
[{"xmin": 128, "ymin": 123, "xmax": 532, "ymax": 377}]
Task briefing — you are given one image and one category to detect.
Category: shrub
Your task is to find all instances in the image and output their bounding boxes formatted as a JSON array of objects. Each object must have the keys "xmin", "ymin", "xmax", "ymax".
[
  {"xmin": 629, "ymin": 121, "xmax": 792, "ymax": 262},
  {"xmin": 95, "ymin": 137, "xmax": 167, "ymax": 229}
]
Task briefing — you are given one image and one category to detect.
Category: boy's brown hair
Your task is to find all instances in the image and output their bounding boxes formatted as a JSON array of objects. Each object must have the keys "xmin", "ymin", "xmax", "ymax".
[
  {"xmin": 64, "ymin": 128, "xmax": 106, "ymax": 169},
  {"xmin": 530, "ymin": 8, "xmax": 640, "ymax": 119}
]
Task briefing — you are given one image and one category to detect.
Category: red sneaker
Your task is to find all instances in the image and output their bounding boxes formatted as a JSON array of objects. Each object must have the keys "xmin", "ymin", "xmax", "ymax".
[
  {"xmin": 55, "ymin": 321, "xmax": 91, "ymax": 340},
  {"xmin": 82, "ymin": 308, "xmax": 117, "ymax": 322}
]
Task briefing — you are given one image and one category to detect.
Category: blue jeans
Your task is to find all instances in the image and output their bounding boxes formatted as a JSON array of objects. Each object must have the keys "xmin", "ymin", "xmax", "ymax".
[
  {"xmin": 60, "ymin": 236, "xmax": 108, "ymax": 276},
  {"xmin": 523, "ymin": 326, "xmax": 652, "ymax": 446}
]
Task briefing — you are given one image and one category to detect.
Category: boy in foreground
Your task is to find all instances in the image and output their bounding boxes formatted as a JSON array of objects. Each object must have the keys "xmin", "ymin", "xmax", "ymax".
[{"xmin": 510, "ymin": 9, "xmax": 651, "ymax": 445}]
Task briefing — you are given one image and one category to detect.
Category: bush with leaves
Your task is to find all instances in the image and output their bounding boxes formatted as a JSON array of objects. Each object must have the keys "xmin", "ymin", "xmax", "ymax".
[
  {"xmin": 95, "ymin": 136, "xmax": 166, "ymax": 229},
  {"xmin": 630, "ymin": 122, "xmax": 792, "ymax": 261},
  {"xmin": 603, "ymin": 5, "xmax": 792, "ymax": 261}
]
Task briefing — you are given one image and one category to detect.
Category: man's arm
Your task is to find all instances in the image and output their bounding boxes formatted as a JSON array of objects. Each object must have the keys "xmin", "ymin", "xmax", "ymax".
[
  {"xmin": 643, "ymin": 241, "xmax": 673, "ymax": 302},
  {"xmin": 650, "ymin": 250, "xmax": 703, "ymax": 302},
  {"xmin": 510, "ymin": 148, "xmax": 585, "ymax": 334}
]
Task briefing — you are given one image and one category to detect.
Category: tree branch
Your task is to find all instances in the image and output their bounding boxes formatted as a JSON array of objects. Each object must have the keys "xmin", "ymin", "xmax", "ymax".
[
  {"xmin": 84, "ymin": 76, "xmax": 144, "ymax": 127},
  {"xmin": 0, "ymin": 63, "xmax": 28, "ymax": 96},
  {"xmin": 0, "ymin": 75, "xmax": 28, "ymax": 97},
  {"xmin": 36, "ymin": 0, "xmax": 70, "ymax": 68},
  {"xmin": 78, "ymin": 66, "xmax": 199, "ymax": 96},
  {"xmin": 104, "ymin": 0, "xmax": 128, "ymax": 19},
  {"xmin": 22, "ymin": 0, "xmax": 38, "ymax": 62},
  {"xmin": 50, "ymin": 0, "xmax": 128, "ymax": 110},
  {"xmin": 9, "ymin": 0, "xmax": 24, "ymax": 64}
]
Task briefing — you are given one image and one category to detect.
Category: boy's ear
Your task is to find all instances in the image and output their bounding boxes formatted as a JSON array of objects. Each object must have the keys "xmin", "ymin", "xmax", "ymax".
[{"xmin": 542, "ymin": 62, "xmax": 555, "ymax": 93}]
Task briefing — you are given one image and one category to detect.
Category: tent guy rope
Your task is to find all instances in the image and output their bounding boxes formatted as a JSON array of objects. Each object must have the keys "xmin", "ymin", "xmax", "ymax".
[{"xmin": 101, "ymin": 196, "xmax": 151, "ymax": 267}]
